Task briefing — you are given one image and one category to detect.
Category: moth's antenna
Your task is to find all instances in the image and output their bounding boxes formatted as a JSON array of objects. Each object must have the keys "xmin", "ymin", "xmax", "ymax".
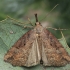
[
  {"xmin": 35, "ymin": 13, "xmax": 38, "ymax": 22},
  {"xmin": 40, "ymin": 4, "xmax": 59, "ymax": 21}
]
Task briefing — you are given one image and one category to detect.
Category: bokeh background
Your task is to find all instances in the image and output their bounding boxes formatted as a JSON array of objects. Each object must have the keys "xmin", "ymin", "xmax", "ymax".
[{"xmin": 0, "ymin": 0, "xmax": 70, "ymax": 46}]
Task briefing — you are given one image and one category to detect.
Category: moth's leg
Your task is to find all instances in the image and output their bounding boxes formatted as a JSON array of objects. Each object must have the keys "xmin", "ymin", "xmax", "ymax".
[
  {"xmin": 23, "ymin": 25, "xmax": 33, "ymax": 29},
  {"xmin": 13, "ymin": 18, "xmax": 34, "ymax": 29},
  {"xmin": 27, "ymin": 18, "xmax": 34, "ymax": 26},
  {"xmin": 7, "ymin": 15, "xmax": 34, "ymax": 27},
  {"xmin": 46, "ymin": 27, "xmax": 68, "ymax": 30},
  {"xmin": 7, "ymin": 16, "xmax": 26, "ymax": 25},
  {"xmin": 14, "ymin": 23, "xmax": 33, "ymax": 29}
]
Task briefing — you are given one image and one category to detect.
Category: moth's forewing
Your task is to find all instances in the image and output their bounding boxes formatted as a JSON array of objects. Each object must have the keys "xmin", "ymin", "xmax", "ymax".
[
  {"xmin": 41, "ymin": 28, "xmax": 70, "ymax": 66},
  {"xmin": 4, "ymin": 30, "xmax": 41, "ymax": 67}
]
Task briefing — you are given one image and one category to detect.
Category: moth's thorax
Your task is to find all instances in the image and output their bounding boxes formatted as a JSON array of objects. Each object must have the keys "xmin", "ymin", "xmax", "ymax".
[{"xmin": 34, "ymin": 22, "xmax": 44, "ymax": 35}]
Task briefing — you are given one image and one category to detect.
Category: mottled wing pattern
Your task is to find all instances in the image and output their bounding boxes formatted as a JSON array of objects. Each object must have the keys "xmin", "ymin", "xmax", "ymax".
[
  {"xmin": 4, "ymin": 23, "xmax": 70, "ymax": 67},
  {"xmin": 41, "ymin": 29, "xmax": 70, "ymax": 66},
  {"xmin": 4, "ymin": 30, "xmax": 41, "ymax": 67}
]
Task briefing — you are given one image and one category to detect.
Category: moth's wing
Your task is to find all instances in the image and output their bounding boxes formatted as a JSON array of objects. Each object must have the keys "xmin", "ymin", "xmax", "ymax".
[
  {"xmin": 4, "ymin": 30, "xmax": 41, "ymax": 67},
  {"xmin": 41, "ymin": 29, "xmax": 70, "ymax": 66}
]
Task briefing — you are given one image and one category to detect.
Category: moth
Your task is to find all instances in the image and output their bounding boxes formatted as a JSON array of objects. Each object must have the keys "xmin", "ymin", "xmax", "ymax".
[{"xmin": 4, "ymin": 14, "xmax": 70, "ymax": 67}]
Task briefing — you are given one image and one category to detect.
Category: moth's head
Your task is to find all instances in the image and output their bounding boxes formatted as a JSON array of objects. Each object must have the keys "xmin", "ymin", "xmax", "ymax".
[{"xmin": 35, "ymin": 22, "xmax": 40, "ymax": 25}]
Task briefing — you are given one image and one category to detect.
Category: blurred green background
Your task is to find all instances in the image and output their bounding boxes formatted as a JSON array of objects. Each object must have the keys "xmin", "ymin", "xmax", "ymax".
[{"xmin": 0, "ymin": 0, "xmax": 70, "ymax": 46}]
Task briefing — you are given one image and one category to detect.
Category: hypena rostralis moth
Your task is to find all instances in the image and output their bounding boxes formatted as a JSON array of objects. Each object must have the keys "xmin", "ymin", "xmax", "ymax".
[{"xmin": 4, "ymin": 14, "xmax": 70, "ymax": 67}]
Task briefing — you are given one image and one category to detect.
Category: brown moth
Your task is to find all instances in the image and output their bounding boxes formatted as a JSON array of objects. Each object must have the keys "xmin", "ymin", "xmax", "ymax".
[{"xmin": 4, "ymin": 14, "xmax": 70, "ymax": 67}]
